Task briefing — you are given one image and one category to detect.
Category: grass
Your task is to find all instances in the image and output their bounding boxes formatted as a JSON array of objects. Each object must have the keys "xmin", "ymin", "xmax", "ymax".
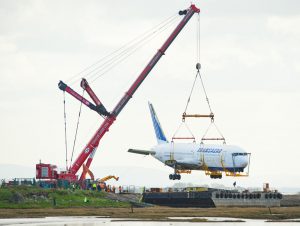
[
  {"xmin": 0, "ymin": 186, "xmax": 130, "ymax": 209},
  {"xmin": 1, "ymin": 186, "xmax": 300, "ymax": 220}
]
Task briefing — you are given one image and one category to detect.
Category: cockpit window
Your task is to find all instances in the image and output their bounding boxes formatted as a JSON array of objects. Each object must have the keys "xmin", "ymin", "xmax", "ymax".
[{"xmin": 232, "ymin": 153, "xmax": 247, "ymax": 156}]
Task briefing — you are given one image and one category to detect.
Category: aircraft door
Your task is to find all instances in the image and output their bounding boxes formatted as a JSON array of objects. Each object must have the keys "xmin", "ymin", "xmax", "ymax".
[
  {"xmin": 198, "ymin": 144, "xmax": 205, "ymax": 169},
  {"xmin": 220, "ymin": 150, "xmax": 227, "ymax": 168},
  {"xmin": 198, "ymin": 150, "xmax": 205, "ymax": 169},
  {"xmin": 164, "ymin": 142, "xmax": 176, "ymax": 166}
]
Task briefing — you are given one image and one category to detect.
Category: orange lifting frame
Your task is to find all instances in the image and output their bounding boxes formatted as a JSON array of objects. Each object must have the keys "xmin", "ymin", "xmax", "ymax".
[
  {"xmin": 201, "ymin": 138, "xmax": 225, "ymax": 141},
  {"xmin": 172, "ymin": 137, "xmax": 195, "ymax": 140},
  {"xmin": 176, "ymin": 169, "xmax": 192, "ymax": 174},
  {"xmin": 182, "ymin": 112, "xmax": 214, "ymax": 121}
]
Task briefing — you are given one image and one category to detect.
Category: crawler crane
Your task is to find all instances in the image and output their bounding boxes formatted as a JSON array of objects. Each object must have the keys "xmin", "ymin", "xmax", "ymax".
[{"xmin": 36, "ymin": 5, "xmax": 200, "ymax": 182}]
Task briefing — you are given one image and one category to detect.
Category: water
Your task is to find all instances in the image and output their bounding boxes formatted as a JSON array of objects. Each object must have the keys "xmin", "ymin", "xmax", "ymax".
[{"xmin": 0, "ymin": 217, "xmax": 299, "ymax": 226}]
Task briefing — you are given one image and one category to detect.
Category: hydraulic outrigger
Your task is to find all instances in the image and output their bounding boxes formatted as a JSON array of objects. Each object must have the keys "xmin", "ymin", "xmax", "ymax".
[{"xmin": 36, "ymin": 4, "xmax": 200, "ymax": 182}]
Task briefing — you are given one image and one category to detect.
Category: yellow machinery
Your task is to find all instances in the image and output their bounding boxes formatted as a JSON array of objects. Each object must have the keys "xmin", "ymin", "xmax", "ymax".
[
  {"xmin": 96, "ymin": 175, "xmax": 119, "ymax": 192},
  {"xmin": 97, "ymin": 175, "xmax": 119, "ymax": 183}
]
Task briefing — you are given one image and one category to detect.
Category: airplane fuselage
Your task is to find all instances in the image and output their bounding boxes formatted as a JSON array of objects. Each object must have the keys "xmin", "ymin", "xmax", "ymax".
[
  {"xmin": 151, "ymin": 143, "xmax": 248, "ymax": 173},
  {"xmin": 128, "ymin": 102, "xmax": 250, "ymax": 180}
]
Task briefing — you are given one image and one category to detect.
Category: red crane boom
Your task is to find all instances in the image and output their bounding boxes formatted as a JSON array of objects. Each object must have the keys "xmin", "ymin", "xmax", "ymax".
[{"xmin": 36, "ymin": 4, "xmax": 200, "ymax": 182}]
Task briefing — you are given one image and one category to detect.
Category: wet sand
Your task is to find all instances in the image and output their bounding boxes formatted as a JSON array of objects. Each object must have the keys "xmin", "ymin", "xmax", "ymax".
[{"xmin": 1, "ymin": 206, "xmax": 300, "ymax": 220}]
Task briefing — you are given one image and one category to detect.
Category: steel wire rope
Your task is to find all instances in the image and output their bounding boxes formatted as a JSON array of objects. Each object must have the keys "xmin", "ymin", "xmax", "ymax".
[
  {"xmin": 201, "ymin": 122, "xmax": 212, "ymax": 143},
  {"xmin": 196, "ymin": 12, "xmax": 226, "ymax": 143},
  {"xmin": 212, "ymin": 123, "xmax": 226, "ymax": 143},
  {"xmin": 85, "ymin": 15, "xmax": 178, "ymax": 82},
  {"xmin": 88, "ymin": 16, "xmax": 181, "ymax": 113},
  {"xmin": 196, "ymin": 13, "xmax": 200, "ymax": 65},
  {"xmin": 88, "ymin": 15, "xmax": 180, "ymax": 83},
  {"xmin": 68, "ymin": 14, "xmax": 178, "ymax": 84},
  {"xmin": 198, "ymin": 71, "xmax": 213, "ymax": 114},
  {"xmin": 69, "ymin": 89, "xmax": 85, "ymax": 169},
  {"xmin": 63, "ymin": 92, "xmax": 68, "ymax": 171},
  {"xmin": 183, "ymin": 72, "xmax": 198, "ymax": 114},
  {"xmin": 67, "ymin": 16, "xmax": 180, "ymax": 152},
  {"xmin": 182, "ymin": 13, "xmax": 226, "ymax": 143},
  {"xmin": 172, "ymin": 121, "xmax": 195, "ymax": 141},
  {"xmin": 183, "ymin": 14, "xmax": 203, "ymax": 114},
  {"xmin": 172, "ymin": 13, "xmax": 203, "ymax": 142},
  {"xmin": 195, "ymin": 14, "xmax": 225, "ymax": 143},
  {"xmin": 66, "ymin": 13, "xmax": 178, "ymax": 85},
  {"xmin": 73, "ymin": 119, "xmax": 102, "ymax": 161},
  {"xmin": 201, "ymin": 122, "xmax": 226, "ymax": 144}
]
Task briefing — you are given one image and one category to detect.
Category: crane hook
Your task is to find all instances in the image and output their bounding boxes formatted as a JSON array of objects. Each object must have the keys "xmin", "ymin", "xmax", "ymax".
[{"xmin": 196, "ymin": 63, "xmax": 201, "ymax": 71}]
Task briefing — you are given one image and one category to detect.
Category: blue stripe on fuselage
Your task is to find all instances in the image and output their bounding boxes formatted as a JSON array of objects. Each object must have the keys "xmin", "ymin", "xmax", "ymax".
[{"xmin": 197, "ymin": 148, "xmax": 222, "ymax": 153}]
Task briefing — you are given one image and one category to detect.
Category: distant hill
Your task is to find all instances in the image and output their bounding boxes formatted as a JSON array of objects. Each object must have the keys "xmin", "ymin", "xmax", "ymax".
[{"xmin": 0, "ymin": 164, "xmax": 35, "ymax": 180}]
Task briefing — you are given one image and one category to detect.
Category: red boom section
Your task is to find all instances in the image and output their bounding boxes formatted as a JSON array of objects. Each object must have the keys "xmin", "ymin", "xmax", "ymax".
[
  {"xmin": 73, "ymin": 5, "xmax": 200, "ymax": 179},
  {"xmin": 58, "ymin": 80, "xmax": 110, "ymax": 117},
  {"xmin": 70, "ymin": 115, "xmax": 116, "ymax": 175},
  {"xmin": 111, "ymin": 5, "xmax": 199, "ymax": 117},
  {"xmin": 80, "ymin": 78, "xmax": 110, "ymax": 116},
  {"xmin": 81, "ymin": 78, "xmax": 102, "ymax": 105},
  {"xmin": 58, "ymin": 81, "xmax": 96, "ymax": 110}
]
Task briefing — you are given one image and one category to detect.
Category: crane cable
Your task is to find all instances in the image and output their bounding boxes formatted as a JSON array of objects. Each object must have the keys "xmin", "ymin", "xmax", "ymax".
[
  {"xmin": 201, "ymin": 121, "xmax": 226, "ymax": 144},
  {"xmin": 183, "ymin": 71, "xmax": 198, "ymax": 116},
  {"xmin": 181, "ymin": 13, "xmax": 226, "ymax": 144},
  {"xmin": 199, "ymin": 68, "xmax": 213, "ymax": 114},
  {"xmin": 196, "ymin": 13, "xmax": 200, "ymax": 70},
  {"xmin": 88, "ymin": 15, "xmax": 180, "ymax": 83},
  {"xmin": 172, "ymin": 14, "xmax": 201, "ymax": 142},
  {"xmin": 63, "ymin": 92, "xmax": 68, "ymax": 171},
  {"xmin": 69, "ymin": 89, "xmax": 85, "ymax": 169},
  {"xmin": 183, "ymin": 13, "xmax": 213, "ymax": 115},
  {"xmin": 66, "ymin": 13, "xmax": 179, "ymax": 85},
  {"xmin": 183, "ymin": 66, "xmax": 213, "ymax": 117},
  {"xmin": 172, "ymin": 121, "xmax": 195, "ymax": 142},
  {"xmin": 63, "ymin": 89, "xmax": 86, "ymax": 170},
  {"xmin": 183, "ymin": 67, "xmax": 226, "ymax": 143}
]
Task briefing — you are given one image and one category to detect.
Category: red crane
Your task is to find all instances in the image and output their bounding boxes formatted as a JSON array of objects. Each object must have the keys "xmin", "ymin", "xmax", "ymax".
[{"xmin": 36, "ymin": 4, "xmax": 200, "ymax": 182}]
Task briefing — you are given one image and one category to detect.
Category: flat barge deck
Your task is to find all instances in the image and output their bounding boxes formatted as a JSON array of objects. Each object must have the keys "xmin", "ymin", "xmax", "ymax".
[{"xmin": 142, "ymin": 187, "xmax": 282, "ymax": 208}]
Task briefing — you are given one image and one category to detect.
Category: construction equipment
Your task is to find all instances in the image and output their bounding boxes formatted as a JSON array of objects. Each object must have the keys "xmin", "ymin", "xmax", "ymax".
[
  {"xmin": 95, "ymin": 175, "xmax": 119, "ymax": 192},
  {"xmin": 97, "ymin": 175, "xmax": 119, "ymax": 183},
  {"xmin": 36, "ymin": 4, "xmax": 200, "ymax": 183}
]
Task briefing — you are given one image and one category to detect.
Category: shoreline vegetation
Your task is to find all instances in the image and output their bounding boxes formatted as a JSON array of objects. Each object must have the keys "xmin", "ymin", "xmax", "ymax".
[{"xmin": 1, "ymin": 186, "xmax": 300, "ymax": 220}]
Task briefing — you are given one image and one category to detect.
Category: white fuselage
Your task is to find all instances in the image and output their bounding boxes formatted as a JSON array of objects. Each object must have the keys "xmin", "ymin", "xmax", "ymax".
[{"xmin": 151, "ymin": 143, "xmax": 248, "ymax": 172}]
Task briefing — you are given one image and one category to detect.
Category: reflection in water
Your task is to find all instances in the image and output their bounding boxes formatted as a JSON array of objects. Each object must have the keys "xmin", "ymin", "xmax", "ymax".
[{"xmin": 0, "ymin": 217, "xmax": 299, "ymax": 226}]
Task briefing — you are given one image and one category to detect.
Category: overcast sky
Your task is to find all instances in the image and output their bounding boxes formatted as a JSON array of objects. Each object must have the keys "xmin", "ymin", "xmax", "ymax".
[{"xmin": 1, "ymin": 0, "xmax": 300, "ymax": 189}]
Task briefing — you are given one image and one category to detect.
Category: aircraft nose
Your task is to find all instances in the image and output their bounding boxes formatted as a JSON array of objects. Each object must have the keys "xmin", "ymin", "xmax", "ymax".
[{"xmin": 236, "ymin": 156, "xmax": 248, "ymax": 168}]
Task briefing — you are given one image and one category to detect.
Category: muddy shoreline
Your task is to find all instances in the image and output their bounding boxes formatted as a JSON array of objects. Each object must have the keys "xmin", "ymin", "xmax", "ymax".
[{"xmin": 1, "ymin": 206, "xmax": 300, "ymax": 220}]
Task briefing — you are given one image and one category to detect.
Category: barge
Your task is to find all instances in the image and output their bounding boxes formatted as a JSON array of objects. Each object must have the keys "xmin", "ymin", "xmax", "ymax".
[{"xmin": 142, "ymin": 187, "xmax": 282, "ymax": 208}]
